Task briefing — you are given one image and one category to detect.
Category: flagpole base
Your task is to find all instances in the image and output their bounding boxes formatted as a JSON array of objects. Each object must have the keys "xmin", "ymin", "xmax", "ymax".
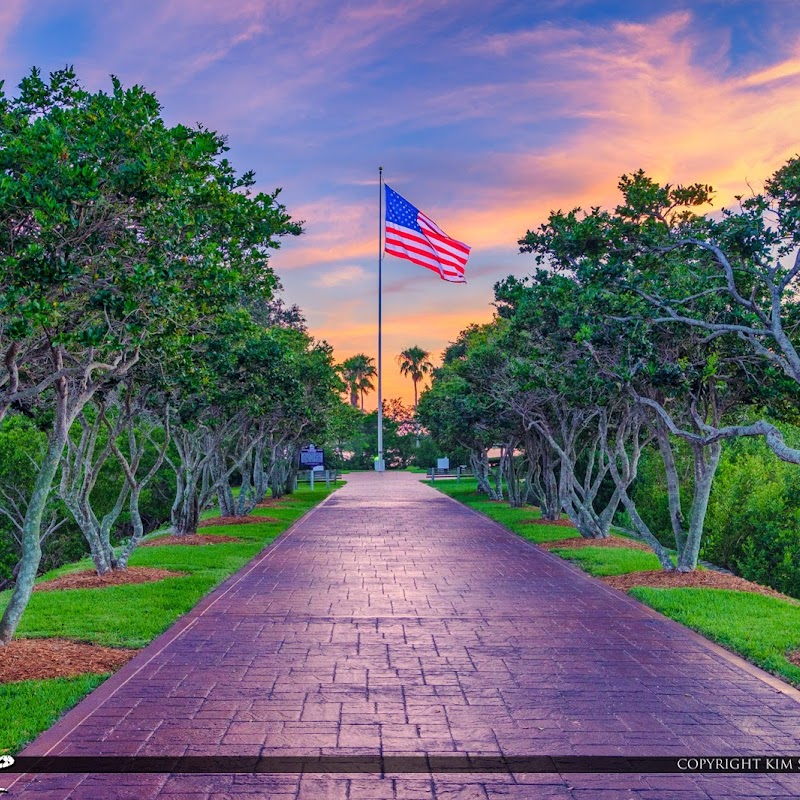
[{"xmin": 374, "ymin": 459, "xmax": 386, "ymax": 472}]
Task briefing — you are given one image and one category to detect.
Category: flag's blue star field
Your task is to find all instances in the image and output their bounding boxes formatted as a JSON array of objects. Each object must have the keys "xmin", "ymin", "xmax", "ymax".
[{"xmin": 385, "ymin": 185, "xmax": 421, "ymax": 233}]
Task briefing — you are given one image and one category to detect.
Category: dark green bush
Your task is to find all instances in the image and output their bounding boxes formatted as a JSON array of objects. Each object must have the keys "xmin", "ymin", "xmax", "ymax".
[
  {"xmin": 623, "ymin": 428, "xmax": 800, "ymax": 598},
  {"xmin": 703, "ymin": 435, "xmax": 800, "ymax": 597}
]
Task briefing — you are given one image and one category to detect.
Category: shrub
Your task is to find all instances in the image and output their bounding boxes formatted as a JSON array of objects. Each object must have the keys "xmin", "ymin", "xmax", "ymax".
[{"xmin": 703, "ymin": 435, "xmax": 800, "ymax": 597}]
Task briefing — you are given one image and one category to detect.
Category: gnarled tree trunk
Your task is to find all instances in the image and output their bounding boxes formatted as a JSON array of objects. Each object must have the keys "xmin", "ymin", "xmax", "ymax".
[
  {"xmin": 469, "ymin": 448, "xmax": 499, "ymax": 500},
  {"xmin": 0, "ymin": 423, "xmax": 69, "ymax": 644}
]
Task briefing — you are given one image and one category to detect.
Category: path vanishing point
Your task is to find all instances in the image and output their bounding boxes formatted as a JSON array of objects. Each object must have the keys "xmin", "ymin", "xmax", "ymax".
[{"xmin": 5, "ymin": 472, "xmax": 800, "ymax": 799}]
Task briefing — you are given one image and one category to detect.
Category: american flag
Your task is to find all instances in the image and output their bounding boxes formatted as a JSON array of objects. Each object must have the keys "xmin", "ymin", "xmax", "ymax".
[{"xmin": 384, "ymin": 185, "xmax": 470, "ymax": 283}]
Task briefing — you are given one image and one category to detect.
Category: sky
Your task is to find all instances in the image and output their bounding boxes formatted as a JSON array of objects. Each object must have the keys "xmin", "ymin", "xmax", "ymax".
[{"xmin": 3, "ymin": 0, "xmax": 800, "ymax": 406}]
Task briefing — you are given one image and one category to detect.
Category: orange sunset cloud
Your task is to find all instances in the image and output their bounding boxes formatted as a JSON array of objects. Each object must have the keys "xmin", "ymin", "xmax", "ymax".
[{"xmin": 273, "ymin": 11, "xmax": 800, "ymax": 407}]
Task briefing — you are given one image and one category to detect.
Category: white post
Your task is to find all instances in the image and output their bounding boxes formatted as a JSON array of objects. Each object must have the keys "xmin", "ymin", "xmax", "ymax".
[
  {"xmin": 376, "ymin": 166, "xmax": 385, "ymax": 472},
  {"xmin": 310, "ymin": 469, "xmax": 314, "ymax": 491}
]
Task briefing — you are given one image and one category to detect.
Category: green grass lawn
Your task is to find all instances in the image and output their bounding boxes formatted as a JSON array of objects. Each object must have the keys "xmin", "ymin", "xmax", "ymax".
[
  {"xmin": 0, "ymin": 674, "xmax": 107, "ymax": 756},
  {"xmin": 632, "ymin": 587, "xmax": 800, "ymax": 685},
  {"xmin": 553, "ymin": 546, "xmax": 667, "ymax": 576},
  {"xmin": 0, "ymin": 483, "xmax": 339, "ymax": 754},
  {"xmin": 430, "ymin": 478, "xmax": 800, "ymax": 687}
]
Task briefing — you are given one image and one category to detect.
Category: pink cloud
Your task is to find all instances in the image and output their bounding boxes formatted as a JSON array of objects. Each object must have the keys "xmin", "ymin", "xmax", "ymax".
[
  {"xmin": 314, "ymin": 265, "xmax": 369, "ymax": 288},
  {"xmin": 0, "ymin": 0, "xmax": 27, "ymax": 61},
  {"xmin": 397, "ymin": 14, "xmax": 800, "ymax": 254},
  {"xmin": 274, "ymin": 197, "xmax": 374, "ymax": 271}
]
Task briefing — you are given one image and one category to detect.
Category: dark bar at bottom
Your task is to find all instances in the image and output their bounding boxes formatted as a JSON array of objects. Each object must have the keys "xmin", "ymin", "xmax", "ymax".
[{"xmin": 3, "ymin": 755, "xmax": 797, "ymax": 774}]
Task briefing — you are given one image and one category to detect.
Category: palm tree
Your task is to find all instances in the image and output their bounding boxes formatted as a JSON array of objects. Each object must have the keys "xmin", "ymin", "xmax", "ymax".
[
  {"xmin": 397, "ymin": 346, "xmax": 434, "ymax": 409},
  {"xmin": 339, "ymin": 358, "xmax": 360, "ymax": 408},
  {"xmin": 340, "ymin": 354, "xmax": 377, "ymax": 410}
]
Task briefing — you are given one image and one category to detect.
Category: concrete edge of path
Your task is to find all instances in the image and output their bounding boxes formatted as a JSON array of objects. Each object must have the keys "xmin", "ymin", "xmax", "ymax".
[
  {"xmin": 11, "ymin": 486, "xmax": 343, "ymax": 771},
  {"xmin": 430, "ymin": 482, "xmax": 800, "ymax": 707}
]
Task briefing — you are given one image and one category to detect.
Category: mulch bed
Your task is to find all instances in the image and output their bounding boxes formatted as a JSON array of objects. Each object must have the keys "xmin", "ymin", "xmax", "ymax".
[
  {"xmin": 785, "ymin": 651, "xmax": 800, "ymax": 668},
  {"xmin": 540, "ymin": 536, "xmax": 652, "ymax": 552},
  {"xmin": 34, "ymin": 567, "xmax": 186, "ymax": 592},
  {"xmin": 198, "ymin": 515, "xmax": 278, "ymax": 527},
  {"xmin": 519, "ymin": 517, "xmax": 575, "ymax": 527},
  {"xmin": 141, "ymin": 534, "xmax": 243, "ymax": 547},
  {"xmin": 602, "ymin": 570, "xmax": 796, "ymax": 602},
  {"xmin": 0, "ymin": 638, "xmax": 137, "ymax": 683},
  {"xmin": 255, "ymin": 498, "xmax": 294, "ymax": 509}
]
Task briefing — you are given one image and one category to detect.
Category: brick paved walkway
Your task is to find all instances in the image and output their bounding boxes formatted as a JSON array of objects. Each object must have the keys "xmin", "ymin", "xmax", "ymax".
[{"xmin": 6, "ymin": 473, "xmax": 800, "ymax": 799}]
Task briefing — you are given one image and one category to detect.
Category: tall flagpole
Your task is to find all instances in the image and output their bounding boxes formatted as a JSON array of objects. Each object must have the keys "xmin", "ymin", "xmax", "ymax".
[{"xmin": 376, "ymin": 166, "xmax": 385, "ymax": 472}]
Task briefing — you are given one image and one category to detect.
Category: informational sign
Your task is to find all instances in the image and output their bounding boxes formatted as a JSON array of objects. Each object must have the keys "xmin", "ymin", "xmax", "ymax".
[
  {"xmin": 300, "ymin": 444, "xmax": 324, "ymax": 467},
  {"xmin": 437, "ymin": 457, "xmax": 449, "ymax": 470}
]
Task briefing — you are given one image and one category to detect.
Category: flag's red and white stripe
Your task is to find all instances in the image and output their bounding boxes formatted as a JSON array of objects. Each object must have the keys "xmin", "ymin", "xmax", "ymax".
[{"xmin": 385, "ymin": 211, "xmax": 470, "ymax": 283}]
